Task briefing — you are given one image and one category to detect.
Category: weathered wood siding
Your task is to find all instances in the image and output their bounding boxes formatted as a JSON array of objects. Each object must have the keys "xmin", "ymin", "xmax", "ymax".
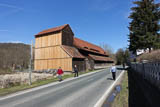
[
  {"xmin": 34, "ymin": 31, "xmax": 73, "ymax": 71},
  {"xmin": 85, "ymin": 59, "xmax": 94, "ymax": 70},
  {"xmin": 62, "ymin": 26, "xmax": 74, "ymax": 46},
  {"xmin": 34, "ymin": 58, "xmax": 72, "ymax": 71},
  {"xmin": 73, "ymin": 58, "xmax": 86, "ymax": 72},
  {"xmin": 35, "ymin": 32, "xmax": 62, "ymax": 48},
  {"xmin": 35, "ymin": 46, "xmax": 70, "ymax": 60}
]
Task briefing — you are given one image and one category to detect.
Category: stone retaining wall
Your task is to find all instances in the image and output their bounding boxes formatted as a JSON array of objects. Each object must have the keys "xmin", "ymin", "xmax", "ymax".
[{"xmin": 0, "ymin": 73, "xmax": 53, "ymax": 88}]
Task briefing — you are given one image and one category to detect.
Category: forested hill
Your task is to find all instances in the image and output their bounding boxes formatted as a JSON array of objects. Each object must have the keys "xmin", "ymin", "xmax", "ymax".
[{"xmin": 0, "ymin": 43, "xmax": 30, "ymax": 70}]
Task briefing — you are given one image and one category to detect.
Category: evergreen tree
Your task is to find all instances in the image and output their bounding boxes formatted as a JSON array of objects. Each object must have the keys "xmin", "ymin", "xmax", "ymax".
[{"xmin": 128, "ymin": 0, "xmax": 160, "ymax": 54}]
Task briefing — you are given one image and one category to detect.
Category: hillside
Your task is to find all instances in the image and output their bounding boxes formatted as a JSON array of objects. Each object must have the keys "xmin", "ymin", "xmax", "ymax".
[
  {"xmin": 137, "ymin": 50, "xmax": 160, "ymax": 62},
  {"xmin": 0, "ymin": 43, "xmax": 31, "ymax": 70}
]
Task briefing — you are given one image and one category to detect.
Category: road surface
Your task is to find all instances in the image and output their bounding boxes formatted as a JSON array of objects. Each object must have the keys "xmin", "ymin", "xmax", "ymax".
[{"xmin": 0, "ymin": 67, "xmax": 122, "ymax": 107}]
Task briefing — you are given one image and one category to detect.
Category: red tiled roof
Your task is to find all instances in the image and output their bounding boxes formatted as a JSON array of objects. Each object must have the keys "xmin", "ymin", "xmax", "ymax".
[
  {"xmin": 35, "ymin": 24, "xmax": 68, "ymax": 37},
  {"xmin": 89, "ymin": 54, "xmax": 114, "ymax": 62},
  {"xmin": 73, "ymin": 37, "xmax": 108, "ymax": 55},
  {"xmin": 61, "ymin": 45, "xmax": 85, "ymax": 59}
]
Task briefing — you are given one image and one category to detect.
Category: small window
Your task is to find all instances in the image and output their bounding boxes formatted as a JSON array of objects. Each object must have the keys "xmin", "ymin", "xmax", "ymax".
[
  {"xmin": 90, "ymin": 48, "xmax": 99, "ymax": 52},
  {"xmin": 84, "ymin": 47, "xmax": 88, "ymax": 49}
]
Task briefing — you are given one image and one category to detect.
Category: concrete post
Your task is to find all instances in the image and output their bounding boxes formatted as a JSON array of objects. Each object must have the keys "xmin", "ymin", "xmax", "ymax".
[{"xmin": 29, "ymin": 41, "xmax": 33, "ymax": 85}]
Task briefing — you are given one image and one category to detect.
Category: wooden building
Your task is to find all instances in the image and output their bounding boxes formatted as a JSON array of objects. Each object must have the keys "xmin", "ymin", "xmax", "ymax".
[
  {"xmin": 73, "ymin": 37, "xmax": 113, "ymax": 70},
  {"xmin": 34, "ymin": 24, "xmax": 113, "ymax": 72}
]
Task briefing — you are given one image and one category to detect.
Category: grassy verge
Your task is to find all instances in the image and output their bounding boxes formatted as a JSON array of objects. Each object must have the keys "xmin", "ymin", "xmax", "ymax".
[
  {"xmin": 0, "ymin": 70, "xmax": 96, "ymax": 96},
  {"xmin": 111, "ymin": 72, "xmax": 128, "ymax": 107}
]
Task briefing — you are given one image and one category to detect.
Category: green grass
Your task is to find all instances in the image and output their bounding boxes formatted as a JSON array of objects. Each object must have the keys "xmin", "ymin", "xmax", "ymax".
[
  {"xmin": 0, "ymin": 76, "xmax": 58, "ymax": 96},
  {"xmin": 112, "ymin": 72, "xmax": 128, "ymax": 107},
  {"xmin": 0, "ymin": 70, "xmax": 96, "ymax": 96}
]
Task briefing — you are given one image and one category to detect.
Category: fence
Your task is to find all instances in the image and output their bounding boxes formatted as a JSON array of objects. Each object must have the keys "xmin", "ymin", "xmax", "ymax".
[{"xmin": 130, "ymin": 62, "xmax": 160, "ymax": 90}]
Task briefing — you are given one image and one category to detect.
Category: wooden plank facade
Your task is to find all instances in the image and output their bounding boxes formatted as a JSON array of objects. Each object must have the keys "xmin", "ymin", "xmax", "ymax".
[
  {"xmin": 34, "ymin": 24, "xmax": 113, "ymax": 72},
  {"xmin": 34, "ymin": 25, "xmax": 74, "ymax": 71}
]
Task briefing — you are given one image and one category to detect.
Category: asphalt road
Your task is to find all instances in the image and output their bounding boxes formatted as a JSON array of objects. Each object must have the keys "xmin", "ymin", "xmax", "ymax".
[{"xmin": 0, "ymin": 67, "xmax": 122, "ymax": 107}]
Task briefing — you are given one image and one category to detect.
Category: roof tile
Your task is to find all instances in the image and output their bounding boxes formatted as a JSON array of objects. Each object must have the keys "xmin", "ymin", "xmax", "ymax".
[
  {"xmin": 73, "ymin": 37, "xmax": 108, "ymax": 55},
  {"xmin": 35, "ymin": 24, "xmax": 68, "ymax": 37},
  {"xmin": 61, "ymin": 45, "xmax": 85, "ymax": 59},
  {"xmin": 89, "ymin": 54, "xmax": 113, "ymax": 62}
]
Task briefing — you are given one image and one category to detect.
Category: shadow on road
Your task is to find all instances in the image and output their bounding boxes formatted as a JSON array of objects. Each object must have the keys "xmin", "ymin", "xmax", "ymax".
[
  {"xmin": 107, "ymin": 78, "xmax": 113, "ymax": 80},
  {"xmin": 116, "ymin": 66, "xmax": 128, "ymax": 71}
]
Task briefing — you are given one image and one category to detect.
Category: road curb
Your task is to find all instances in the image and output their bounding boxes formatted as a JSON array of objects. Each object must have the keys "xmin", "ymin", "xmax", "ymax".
[
  {"xmin": 94, "ymin": 70, "xmax": 126, "ymax": 107},
  {"xmin": 0, "ymin": 67, "xmax": 110, "ymax": 100}
]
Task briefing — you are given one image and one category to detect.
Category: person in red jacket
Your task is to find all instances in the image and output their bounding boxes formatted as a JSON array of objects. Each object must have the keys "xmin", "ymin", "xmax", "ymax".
[{"xmin": 57, "ymin": 67, "xmax": 64, "ymax": 81}]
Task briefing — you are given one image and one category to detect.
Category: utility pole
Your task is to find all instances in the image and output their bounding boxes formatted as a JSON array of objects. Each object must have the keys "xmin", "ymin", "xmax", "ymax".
[{"xmin": 29, "ymin": 40, "xmax": 33, "ymax": 85}]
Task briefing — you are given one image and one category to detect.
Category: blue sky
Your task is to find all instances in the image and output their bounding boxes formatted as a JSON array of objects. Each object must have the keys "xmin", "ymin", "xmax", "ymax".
[{"xmin": 0, "ymin": 0, "xmax": 153, "ymax": 52}]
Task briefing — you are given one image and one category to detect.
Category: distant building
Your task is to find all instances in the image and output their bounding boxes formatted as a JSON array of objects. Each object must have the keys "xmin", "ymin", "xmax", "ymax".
[
  {"xmin": 34, "ymin": 24, "xmax": 113, "ymax": 71},
  {"xmin": 136, "ymin": 48, "xmax": 151, "ymax": 56}
]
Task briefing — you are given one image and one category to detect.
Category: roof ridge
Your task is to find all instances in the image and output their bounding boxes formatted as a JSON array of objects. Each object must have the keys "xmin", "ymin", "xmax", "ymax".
[
  {"xmin": 35, "ymin": 24, "xmax": 69, "ymax": 37},
  {"xmin": 74, "ymin": 37, "xmax": 102, "ymax": 49}
]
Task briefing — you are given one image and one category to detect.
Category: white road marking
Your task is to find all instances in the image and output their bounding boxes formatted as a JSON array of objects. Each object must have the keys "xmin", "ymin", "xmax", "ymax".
[
  {"xmin": 47, "ymin": 74, "xmax": 108, "ymax": 107},
  {"xmin": 94, "ymin": 70, "xmax": 125, "ymax": 107},
  {"xmin": 0, "ymin": 68, "xmax": 110, "ymax": 101}
]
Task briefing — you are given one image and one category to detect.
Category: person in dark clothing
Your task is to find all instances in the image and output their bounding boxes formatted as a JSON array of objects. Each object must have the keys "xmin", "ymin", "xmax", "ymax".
[
  {"xmin": 74, "ymin": 65, "xmax": 78, "ymax": 77},
  {"xmin": 123, "ymin": 63, "xmax": 125, "ymax": 69}
]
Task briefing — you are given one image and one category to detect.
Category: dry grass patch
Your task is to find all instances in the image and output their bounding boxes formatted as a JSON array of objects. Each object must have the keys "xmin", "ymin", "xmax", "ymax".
[
  {"xmin": 137, "ymin": 49, "xmax": 160, "ymax": 62},
  {"xmin": 0, "ymin": 70, "xmax": 97, "ymax": 96}
]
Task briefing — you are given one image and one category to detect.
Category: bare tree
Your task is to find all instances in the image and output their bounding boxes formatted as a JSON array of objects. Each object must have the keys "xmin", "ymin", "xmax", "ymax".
[
  {"xmin": 100, "ymin": 43, "xmax": 114, "ymax": 55},
  {"xmin": 115, "ymin": 48, "xmax": 130, "ymax": 65}
]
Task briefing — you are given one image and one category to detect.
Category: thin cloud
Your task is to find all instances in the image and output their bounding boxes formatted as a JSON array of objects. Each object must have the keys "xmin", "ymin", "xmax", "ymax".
[
  {"xmin": 0, "ymin": 3, "xmax": 23, "ymax": 10},
  {"xmin": 0, "ymin": 3, "xmax": 23, "ymax": 17}
]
